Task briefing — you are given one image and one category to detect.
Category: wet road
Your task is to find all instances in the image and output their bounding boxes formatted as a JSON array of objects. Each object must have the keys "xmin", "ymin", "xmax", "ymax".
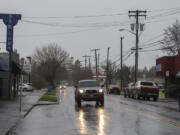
[{"xmin": 13, "ymin": 87, "xmax": 180, "ymax": 135}]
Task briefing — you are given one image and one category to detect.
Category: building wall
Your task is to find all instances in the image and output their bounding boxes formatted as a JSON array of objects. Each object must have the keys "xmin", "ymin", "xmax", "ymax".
[
  {"xmin": 156, "ymin": 55, "xmax": 180, "ymax": 78},
  {"xmin": 0, "ymin": 52, "xmax": 20, "ymax": 100},
  {"xmin": 0, "ymin": 71, "xmax": 9, "ymax": 99},
  {"xmin": 174, "ymin": 55, "xmax": 180, "ymax": 75}
]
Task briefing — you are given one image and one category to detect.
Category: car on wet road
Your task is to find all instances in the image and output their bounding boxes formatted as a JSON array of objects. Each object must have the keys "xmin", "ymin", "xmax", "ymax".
[
  {"xmin": 131, "ymin": 80, "xmax": 159, "ymax": 101},
  {"xmin": 109, "ymin": 84, "xmax": 120, "ymax": 95},
  {"xmin": 75, "ymin": 79, "xmax": 104, "ymax": 107}
]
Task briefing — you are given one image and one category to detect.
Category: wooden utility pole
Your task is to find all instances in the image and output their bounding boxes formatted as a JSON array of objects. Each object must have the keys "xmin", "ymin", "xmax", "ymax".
[
  {"xmin": 82, "ymin": 55, "xmax": 90, "ymax": 70},
  {"xmin": 120, "ymin": 37, "xmax": 124, "ymax": 94},
  {"xmin": 88, "ymin": 56, "xmax": 91, "ymax": 70},
  {"xmin": 91, "ymin": 49, "xmax": 100, "ymax": 80},
  {"xmin": 106, "ymin": 47, "xmax": 110, "ymax": 93},
  {"xmin": 97, "ymin": 53, "xmax": 100, "ymax": 76},
  {"xmin": 129, "ymin": 10, "xmax": 146, "ymax": 83}
]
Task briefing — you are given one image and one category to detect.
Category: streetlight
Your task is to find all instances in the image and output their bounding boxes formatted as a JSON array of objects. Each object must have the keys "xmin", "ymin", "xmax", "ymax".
[
  {"xmin": 26, "ymin": 56, "xmax": 32, "ymax": 84},
  {"xmin": 119, "ymin": 28, "xmax": 139, "ymax": 83},
  {"xmin": 119, "ymin": 29, "xmax": 136, "ymax": 35}
]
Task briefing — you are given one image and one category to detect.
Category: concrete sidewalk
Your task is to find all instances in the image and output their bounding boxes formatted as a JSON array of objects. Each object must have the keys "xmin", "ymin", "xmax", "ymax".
[
  {"xmin": 139, "ymin": 97, "xmax": 180, "ymax": 112},
  {"xmin": 153, "ymin": 98, "xmax": 179, "ymax": 111},
  {"xmin": 0, "ymin": 90, "xmax": 45, "ymax": 135}
]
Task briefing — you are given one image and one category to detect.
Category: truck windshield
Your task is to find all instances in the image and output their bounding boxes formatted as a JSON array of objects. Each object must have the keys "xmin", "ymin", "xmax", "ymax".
[
  {"xmin": 141, "ymin": 82, "xmax": 154, "ymax": 86},
  {"xmin": 79, "ymin": 81, "xmax": 99, "ymax": 87}
]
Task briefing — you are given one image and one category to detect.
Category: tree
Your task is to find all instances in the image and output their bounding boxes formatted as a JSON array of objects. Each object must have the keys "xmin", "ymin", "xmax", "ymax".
[
  {"xmin": 32, "ymin": 43, "xmax": 69, "ymax": 89},
  {"xmin": 71, "ymin": 59, "xmax": 93, "ymax": 85},
  {"xmin": 161, "ymin": 20, "xmax": 180, "ymax": 55}
]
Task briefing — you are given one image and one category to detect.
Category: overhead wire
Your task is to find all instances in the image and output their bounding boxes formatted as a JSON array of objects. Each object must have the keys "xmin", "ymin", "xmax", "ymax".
[{"xmin": 11, "ymin": 7, "xmax": 180, "ymax": 38}]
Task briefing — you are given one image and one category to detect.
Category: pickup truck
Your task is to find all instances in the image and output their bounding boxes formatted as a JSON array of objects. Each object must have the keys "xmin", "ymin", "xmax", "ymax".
[
  {"xmin": 75, "ymin": 80, "xmax": 104, "ymax": 107},
  {"xmin": 132, "ymin": 81, "xmax": 159, "ymax": 101}
]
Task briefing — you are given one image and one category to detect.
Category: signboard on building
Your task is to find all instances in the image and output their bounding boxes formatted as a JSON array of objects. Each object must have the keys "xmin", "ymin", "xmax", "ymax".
[{"xmin": 23, "ymin": 64, "xmax": 31, "ymax": 73}]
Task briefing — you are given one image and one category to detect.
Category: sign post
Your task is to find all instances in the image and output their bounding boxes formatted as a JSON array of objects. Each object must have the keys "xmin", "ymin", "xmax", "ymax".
[
  {"xmin": 165, "ymin": 70, "xmax": 169, "ymax": 98},
  {"xmin": 0, "ymin": 14, "xmax": 21, "ymax": 100}
]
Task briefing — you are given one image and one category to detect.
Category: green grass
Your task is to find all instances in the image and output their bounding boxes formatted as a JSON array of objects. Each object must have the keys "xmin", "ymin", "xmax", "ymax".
[{"xmin": 39, "ymin": 90, "xmax": 58, "ymax": 102}]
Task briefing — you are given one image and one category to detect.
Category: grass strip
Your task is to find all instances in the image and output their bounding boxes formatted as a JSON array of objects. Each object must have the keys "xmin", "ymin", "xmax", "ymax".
[{"xmin": 39, "ymin": 90, "xmax": 58, "ymax": 102}]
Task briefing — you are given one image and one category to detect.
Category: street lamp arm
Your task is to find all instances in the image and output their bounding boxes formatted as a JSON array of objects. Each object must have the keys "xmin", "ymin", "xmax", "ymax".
[{"xmin": 119, "ymin": 29, "xmax": 136, "ymax": 35}]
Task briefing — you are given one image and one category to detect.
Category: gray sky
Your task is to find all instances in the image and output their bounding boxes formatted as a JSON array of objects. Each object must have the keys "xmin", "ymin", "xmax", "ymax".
[{"xmin": 0, "ymin": 0, "xmax": 180, "ymax": 69}]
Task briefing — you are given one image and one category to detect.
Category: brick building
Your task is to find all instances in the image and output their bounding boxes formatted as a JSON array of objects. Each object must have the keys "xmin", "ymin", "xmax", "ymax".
[{"xmin": 156, "ymin": 55, "xmax": 180, "ymax": 78}]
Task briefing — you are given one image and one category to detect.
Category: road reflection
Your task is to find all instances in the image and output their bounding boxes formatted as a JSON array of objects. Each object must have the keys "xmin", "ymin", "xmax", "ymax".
[
  {"xmin": 76, "ymin": 105, "xmax": 105, "ymax": 135},
  {"xmin": 98, "ymin": 108, "xmax": 105, "ymax": 135}
]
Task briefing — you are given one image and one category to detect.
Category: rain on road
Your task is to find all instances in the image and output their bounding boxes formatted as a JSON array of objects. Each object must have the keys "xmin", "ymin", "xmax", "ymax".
[{"xmin": 13, "ymin": 87, "xmax": 180, "ymax": 135}]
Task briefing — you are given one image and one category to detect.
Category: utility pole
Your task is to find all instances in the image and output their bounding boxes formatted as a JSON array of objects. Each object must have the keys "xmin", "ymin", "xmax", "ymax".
[
  {"xmin": 91, "ymin": 49, "xmax": 100, "ymax": 80},
  {"xmin": 128, "ymin": 10, "xmax": 146, "ymax": 83},
  {"xmin": 106, "ymin": 47, "xmax": 110, "ymax": 93},
  {"xmin": 88, "ymin": 56, "xmax": 91, "ymax": 69},
  {"xmin": 97, "ymin": 53, "xmax": 100, "ymax": 76},
  {"xmin": 26, "ymin": 56, "xmax": 31, "ymax": 84},
  {"xmin": 120, "ymin": 37, "xmax": 124, "ymax": 94},
  {"xmin": 82, "ymin": 55, "xmax": 90, "ymax": 70}
]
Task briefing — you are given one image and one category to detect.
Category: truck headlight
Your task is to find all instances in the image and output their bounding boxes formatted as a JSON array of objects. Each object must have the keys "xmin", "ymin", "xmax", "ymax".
[
  {"xmin": 99, "ymin": 89, "xmax": 103, "ymax": 93},
  {"xmin": 79, "ymin": 89, "xmax": 84, "ymax": 93}
]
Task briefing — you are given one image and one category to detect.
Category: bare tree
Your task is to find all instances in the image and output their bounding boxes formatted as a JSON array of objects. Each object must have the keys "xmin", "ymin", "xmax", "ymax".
[
  {"xmin": 161, "ymin": 20, "xmax": 180, "ymax": 55},
  {"xmin": 32, "ymin": 43, "xmax": 69, "ymax": 89}
]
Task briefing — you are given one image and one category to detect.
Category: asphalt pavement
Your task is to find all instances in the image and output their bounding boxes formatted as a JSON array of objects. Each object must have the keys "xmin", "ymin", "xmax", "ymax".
[
  {"xmin": 12, "ymin": 87, "xmax": 180, "ymax": 135},
  {"xmin": 0, "ymin": 90, "xmax": 45, "ymax": 135}
]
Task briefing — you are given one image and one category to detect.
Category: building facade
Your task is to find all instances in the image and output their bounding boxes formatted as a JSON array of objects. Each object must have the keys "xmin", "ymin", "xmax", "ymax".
[{"xmin": 0, "ymin": 52, "xmax": 21, "ymax": 100}]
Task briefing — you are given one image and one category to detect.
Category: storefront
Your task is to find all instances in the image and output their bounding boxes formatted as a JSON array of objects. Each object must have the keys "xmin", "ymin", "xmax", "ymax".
[{"xmin": 0, "ymin": 52, "xmax": 21, "ymax": 100}]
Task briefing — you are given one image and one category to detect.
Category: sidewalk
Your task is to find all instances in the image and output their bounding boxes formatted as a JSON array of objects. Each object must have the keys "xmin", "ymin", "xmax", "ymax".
[
  {"xmin": 0, "ymin": 90, "xmax": 45, "ymax": 135},
  {"xmin": 145, "ymin": 98, "xmax": 179, "ymax": 112}
]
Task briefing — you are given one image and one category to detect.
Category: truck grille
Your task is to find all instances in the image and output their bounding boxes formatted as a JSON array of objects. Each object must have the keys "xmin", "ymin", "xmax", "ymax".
[{"xmin": 86, "ymin": 90, "xmax": 97, "ymax": 93}]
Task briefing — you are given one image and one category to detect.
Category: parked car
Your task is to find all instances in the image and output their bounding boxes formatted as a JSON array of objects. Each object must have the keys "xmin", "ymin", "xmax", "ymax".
[
  {"xmin": 131, "ymin": 81, "xmax": 159, "ymax": 101},
  {"xmin": 109, "ymin": 84, "xmax": 120, "ymax": 95},
  {"xmin": 75, "ymin": 79, "xmax": 104, "ymax": 107},
  {"xmin": 124, "ymin": 82, "xmax": 135, "ymax": 98},
  {"xmin": 19, "ymin": 83, "xmax": 33, "ymax": 92}
]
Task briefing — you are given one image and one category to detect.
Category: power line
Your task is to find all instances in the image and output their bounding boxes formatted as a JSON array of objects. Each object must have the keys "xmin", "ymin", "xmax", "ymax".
[
  {"xmin": 141, "ymin": 34, "xmax": 163, "ymax": 45},
  {"xmin": 22, "ymin": 7, "xmax": 180, "ymax": 19},
  {"xmin": 140, "ymin": 46, "xmax": 175, "ymax": 52},
  {"xmin": 23, "ymin": 12, "xmax": 128, "ymax": 19},
  {"xmin": 13, "ymin": 27, "xmax": 115, "ymax": 38},
  {"xmin": 21, "ymin": 19, "xmax": 131, "ymax": 28},
  {"xmin": 148, "ymin": 8, "xmax": 180, "ymax": 20},
  {"xmin": 140, "ymin": 40, "xmax": 163, "ymax": 48},
  {"xmin": 110, "ymin": 49, "xmax": 133, "ymax": 65}
]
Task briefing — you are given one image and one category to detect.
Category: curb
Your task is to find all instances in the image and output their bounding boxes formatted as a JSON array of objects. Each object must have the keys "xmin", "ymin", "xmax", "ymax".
[
  {"xmin": 5, "ymin": 90, "xmax": 60, "ymax": 135},
  {"xmin": 5, "ymin": 101, "xmax": 59, "ymax": 135}
]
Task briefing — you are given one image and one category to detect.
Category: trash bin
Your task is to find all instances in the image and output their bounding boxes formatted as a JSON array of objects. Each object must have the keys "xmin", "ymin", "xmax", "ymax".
[{"xmin": 48, "ymin": 84, "xmax": 53, "ymax": 92}]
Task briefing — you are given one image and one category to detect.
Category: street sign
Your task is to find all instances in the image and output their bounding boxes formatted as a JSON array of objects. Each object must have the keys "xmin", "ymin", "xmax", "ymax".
[
  {"xmin": 166, "ymin": 70, "xmax": 169, "ymax": 77},
  {"xmin": 6, "ymin": 23, "xmax": 14, "ymax": 52},
  {"xmin": 0, "ymin": 14, "xmax": 21, "ymax": 52}
]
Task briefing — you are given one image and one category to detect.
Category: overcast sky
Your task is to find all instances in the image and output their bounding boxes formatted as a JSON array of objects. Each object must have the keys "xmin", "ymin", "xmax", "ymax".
[{"xmin": 0, "ymin": 0, "xmax": 180, "ymax": 69}]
